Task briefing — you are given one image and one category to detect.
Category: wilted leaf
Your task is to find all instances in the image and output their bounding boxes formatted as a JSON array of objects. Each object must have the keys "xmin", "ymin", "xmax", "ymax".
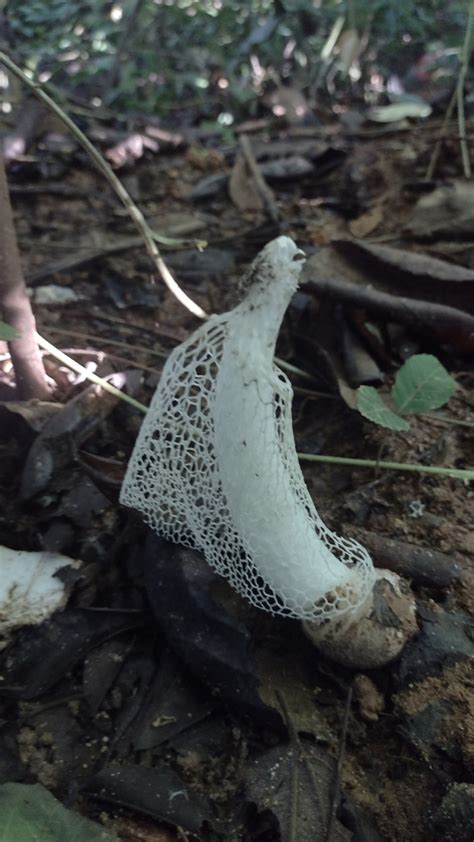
[
  {"xmin": 0, "ymin": 319, "xmax": 18, "ymax": 341},
  {"xmin": 406, "ymin": 180, "xmax": 474, "ymax": 240},
  {"xmin": 245, "ymin": 741, "xmax": 351, "ymax": 842},
  {"xmin": 392, "ymin": 354, "xmax": 457, "ymax": 414},
  {"xmin": 0, "ymin": 782, "xmax": 118, "ymax": 841},
  {"xmin": 349, "ymin": 205, "xmax": 383, "ymax": 238},
  {"xmin": 229, "ymin": 154, "xmax": 264, "ymax": 212},
  {"xmin": 357, "ymin": 386, "xmax": 410, "ymax": 431}
]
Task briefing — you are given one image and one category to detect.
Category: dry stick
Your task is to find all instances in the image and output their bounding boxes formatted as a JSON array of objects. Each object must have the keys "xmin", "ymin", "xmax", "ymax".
[
  {"xmin": 0, "ymin": 52, "xmax": 208, "ymax": 320},
  {"xmin": 0, "ymin": 151, "xmax": 51, "ymax": 399},
  {"xmin": 325, "ymin": 685, "xmax": 352, "ymax": 842},
  {"xmin": 457, "ymin": 0, "xmax": 474, "ymax": 178},
  {"xmin": 239, "ymin": 134, "xmax": 280, "ymax": 224},
  {"xmin": 42, "ymin": 345, "xmax": 162, "ymax": 376},
  {"xmin": 302, "ymin": 277, "xmax": 474, "ymax": 351},
  {"xmin": 426, "ymin": 1, "xmax": 474, "ymax": 180},
  {"xmin": 44, "ymin": 326, "xmax": 168, "ymax": 359},
  {"xmin": 347, "ymin": 527, "xmax": 463, "ymax": 588},
  {"xmin": 425, "ymin": 88, "xmax": 457, "ymax": 180},
  {"xmin": 36, "ymin": 334, "xmax": 148, "ymax": 413}
]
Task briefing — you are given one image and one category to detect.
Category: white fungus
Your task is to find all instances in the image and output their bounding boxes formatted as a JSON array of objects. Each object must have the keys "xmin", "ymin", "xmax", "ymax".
[{"xmin": 121, "ymin": 237, "xmax": 417, "ymax": 667}]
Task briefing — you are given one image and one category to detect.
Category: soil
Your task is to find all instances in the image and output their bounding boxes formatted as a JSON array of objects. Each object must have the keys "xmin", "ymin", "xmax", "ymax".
[{"xmin": 0, "ymin": 113, "xmax": 473, "ymax": 841}]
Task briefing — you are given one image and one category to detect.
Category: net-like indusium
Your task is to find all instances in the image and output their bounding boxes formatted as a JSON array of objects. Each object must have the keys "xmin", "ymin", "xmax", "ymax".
[{"xmin": 121, "ymin": 237, "xmax": 375, "ymax": 623}]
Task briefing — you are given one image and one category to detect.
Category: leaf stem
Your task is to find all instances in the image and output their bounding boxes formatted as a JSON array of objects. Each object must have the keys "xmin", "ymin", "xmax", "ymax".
[{"xmin": 298, "ymin": 453, "xmax": 474, "ymax": 481}]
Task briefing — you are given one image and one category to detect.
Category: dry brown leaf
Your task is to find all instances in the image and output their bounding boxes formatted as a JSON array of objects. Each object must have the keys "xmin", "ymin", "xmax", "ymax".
[
  {"xmin": 406, "ymin": 180, "xmax": 474, "ymax": 239},
  {"xmin": 349, "ymin": 205, "xmax": 384, "ymax": 238},
  {"xmin": 228, "ymin": 154, "xmax": 265, "ymax": 212}
]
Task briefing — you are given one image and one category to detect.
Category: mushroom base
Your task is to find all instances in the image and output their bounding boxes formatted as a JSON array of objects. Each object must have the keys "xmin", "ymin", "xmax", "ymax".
[{"xmin": 302, "ymin": 569, "xmax": 418, "ymax": 670}]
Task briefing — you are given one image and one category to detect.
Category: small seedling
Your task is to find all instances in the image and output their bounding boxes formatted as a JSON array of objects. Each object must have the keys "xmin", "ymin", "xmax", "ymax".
[{"xmin": 356, "ymin": 354, "xmax": 457, "ymax": 432}]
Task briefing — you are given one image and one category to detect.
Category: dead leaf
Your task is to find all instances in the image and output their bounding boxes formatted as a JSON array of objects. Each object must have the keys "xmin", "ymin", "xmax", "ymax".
[
  {"xmin": 406, "ymin": 180, "xmax": 474, "ymax": 240},
  {"xmin": 2, "ymin": 399, "xmax": 63, "ymax": 432},
  {"xmin": 229, "ymin": 154, "xmax": 265, "ymax": 212},
  {"xmin": 349, "ymin": 205, "xmax": 384, "ymax": 237},
  {"xmin": 245, "ymin": 741, "xmax": 351, "ymax": 842}
]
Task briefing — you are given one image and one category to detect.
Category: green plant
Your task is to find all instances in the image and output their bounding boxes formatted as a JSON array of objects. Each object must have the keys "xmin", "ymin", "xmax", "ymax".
[{"xmin": 356, "ymin": 354, "xmax": 457, "ymax": 432}]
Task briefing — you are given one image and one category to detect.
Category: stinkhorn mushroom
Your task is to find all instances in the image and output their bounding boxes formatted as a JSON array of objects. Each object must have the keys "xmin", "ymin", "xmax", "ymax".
[{"xmin": 121, "ymin": 237, "xmax": 417, "ymax": 669}]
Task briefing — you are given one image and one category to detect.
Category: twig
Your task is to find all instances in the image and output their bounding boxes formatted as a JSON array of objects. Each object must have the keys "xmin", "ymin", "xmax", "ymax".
[
  {"xmin": 302, "ymin": 277, "xmax": 474, "ymax": 351},
  {"xmin": 0, "ymin": 152, "xmax": 51, "ymax": 399},
  {"xmin": 36, "ymin": 334, "xmax": 148, "ymax": 413},
  {"xmin": 347, "ymin": 527, "xmax": 463, "ymax": 588},
  {"xmin": 456, "ymin": 0, "xmax": 474, "ymax": 178},
  {"xmin": 239, "ymin": 134, "xmax": 280, "ymax": 224},
  {"xmin": 0, "ymin": 51, "xmax": 208, "ymax": 320},
  {"xmin": 325, "ymin": 685, "xmax": 352, "ymax": 842},
  {"xmin": 275, "ymin": 356, "xmax": 317, "ymax": 382},
  {"xmin": 426, "ymin": 1, "xmax": 474, "ymax": 180},
  {"xmin": 425, "ymin": 88, "xmax": 457, "ymax": 180},
  {"xmin": 43, "ymin": 326, "xmax": 168, "ymax": 359}
]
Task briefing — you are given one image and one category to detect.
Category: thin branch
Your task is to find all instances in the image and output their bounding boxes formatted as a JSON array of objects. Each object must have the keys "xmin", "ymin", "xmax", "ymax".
[
  {"xmin": 325, "ymin": 685, "xmax": 352, "ymax": 842},
  {"xmin": 456, "ymin": 0, "xmax": 474, "ymax": 177},
  {"xmin": 426, "ymin": 1, "xmax": 474, "ymax": 180},
  {"xmin": 0, "ymin": 52, "xmax": 208, "ymax": 320},
  {"xmin": 239, "ymin": 134, "xmax": 280, "ymax": 224},
  {"xmin": 425, "ymin": 88, "xmax": 457, "ymax": 180},
  {"xmin": 302, "ymin": 276, "xmax": 474, "ymax": 351},
  {"xmin": 36, "ymin": 334, "xmax": 148, "ymax": 413},
  {"xmin": 0, "ymin": 152, "xmax": 51, "ymax": 399}
]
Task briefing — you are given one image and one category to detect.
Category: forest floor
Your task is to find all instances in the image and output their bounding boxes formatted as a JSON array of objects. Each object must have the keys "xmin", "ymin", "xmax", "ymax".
[{"xmin": 0, "ymin": 105, "xmax": 473, "ymax": 841}]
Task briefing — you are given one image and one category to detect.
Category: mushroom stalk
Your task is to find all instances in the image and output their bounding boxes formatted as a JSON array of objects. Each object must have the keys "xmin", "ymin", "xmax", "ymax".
[{"xmin": 121, "ymin": 237, "xmax": 417, "ymax": 668}]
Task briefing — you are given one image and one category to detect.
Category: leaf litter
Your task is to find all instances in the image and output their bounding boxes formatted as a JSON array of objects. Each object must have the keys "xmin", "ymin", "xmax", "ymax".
[{"xmin": 0, "ymin": 78, "xmax": 473, "ymax": 842}]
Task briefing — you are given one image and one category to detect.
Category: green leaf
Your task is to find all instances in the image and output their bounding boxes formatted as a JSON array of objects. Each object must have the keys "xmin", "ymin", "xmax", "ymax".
[
  {"xmin": 0, "ymin": 783, "xmax": 118, "ymax": 842},
  {"xmin": 392, "ymin": 354, "xmax": 457, "ymax": 415},
  {"xmin": 0, "ymin": 320, "xmax": 19, "ymax": 341},
  {"xmin": 356, "ymin": 386, "xmax": 410, "ymax": 431}
]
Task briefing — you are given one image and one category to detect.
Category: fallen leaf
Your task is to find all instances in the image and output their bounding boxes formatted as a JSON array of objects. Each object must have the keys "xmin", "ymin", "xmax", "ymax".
[
  {"xmin": 406, "ymin": 180, "xmax": 474, "ymax": 240},
  {"xmin": 349, "ymin": 205, "xmax": 384, "ymax": 237},
  {"xmin": 0, "ymin": 783, "xmax": 118, "ymax": 841},
  {"xmin": 229, "ymin": 153, "xmax": 265, "ymax": 212}
]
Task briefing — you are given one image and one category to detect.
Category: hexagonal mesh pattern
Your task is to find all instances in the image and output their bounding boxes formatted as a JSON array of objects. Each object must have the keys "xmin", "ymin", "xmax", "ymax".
[{"xmin": 121, "ymin": 238, "xmax": 375, "ymax": 623}]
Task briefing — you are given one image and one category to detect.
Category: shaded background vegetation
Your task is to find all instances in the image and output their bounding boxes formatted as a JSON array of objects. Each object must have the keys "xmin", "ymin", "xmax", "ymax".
[{"xmin": 1, "ymin": 0, "xmax": 469, "ymax": 125}]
